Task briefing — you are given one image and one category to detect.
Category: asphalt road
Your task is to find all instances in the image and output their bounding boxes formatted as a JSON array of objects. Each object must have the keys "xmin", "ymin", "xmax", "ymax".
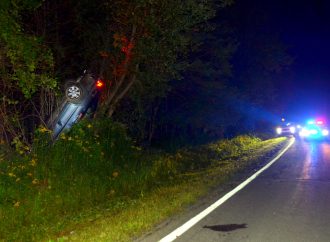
[{"xmin": 139, "ymin": 139, "xmax": 330, "ymax": 242}]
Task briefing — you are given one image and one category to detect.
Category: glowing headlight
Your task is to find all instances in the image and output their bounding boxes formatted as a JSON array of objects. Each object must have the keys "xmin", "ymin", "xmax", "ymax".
[
  {"xmin": 322, "ymin": 129, "xmax": 329, "ymax": 136},
  {"xmin": 276, "ymin": 127, "xmax": 282, "ymax": 134},
  {"xmin": 299, "ymin": 128, "xmax": 309, "ymax": 137},
  {"xmin": 290, "ymin": 127, "xmax": 296, "ymax": 133}
]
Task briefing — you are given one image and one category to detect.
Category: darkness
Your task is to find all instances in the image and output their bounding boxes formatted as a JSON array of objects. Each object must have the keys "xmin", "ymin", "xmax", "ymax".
[
  {"xmin": 251, "ymin": 0, "xmax": 330, "ymax": 122},
  {"xmin": 149, "ymin": 0, "xmax": 330, "ymax": 146}
]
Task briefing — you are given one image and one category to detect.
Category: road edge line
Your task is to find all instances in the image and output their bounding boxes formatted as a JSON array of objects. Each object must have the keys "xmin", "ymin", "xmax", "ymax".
[{"xmin": 159, "ymin": 138, "xmax": 295, "ymax": 242}]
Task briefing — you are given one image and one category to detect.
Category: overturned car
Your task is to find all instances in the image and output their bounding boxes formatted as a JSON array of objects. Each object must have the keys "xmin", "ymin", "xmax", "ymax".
[{"xmin": 47, "ymin": 72, "xmax": 104, "ymax": 140}]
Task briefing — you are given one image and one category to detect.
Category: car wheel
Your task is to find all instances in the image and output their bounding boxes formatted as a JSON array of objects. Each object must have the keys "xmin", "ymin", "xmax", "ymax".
[{"xmin": 65, "ymin": 80, "xmax": 85, "ymax": 104}]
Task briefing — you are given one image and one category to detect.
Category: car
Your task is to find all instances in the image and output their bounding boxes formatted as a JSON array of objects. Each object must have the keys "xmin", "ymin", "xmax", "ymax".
[
  {"xmin": 275, "ymin": 122, "xmax": 300, "ymax": 137},
  {"xmin": 299, "ymin": 120, "xmax": 329, "ymax": 140},
  {"xmin": 47, "ymin": 71, "xmax": 104, "ymax": 140}
]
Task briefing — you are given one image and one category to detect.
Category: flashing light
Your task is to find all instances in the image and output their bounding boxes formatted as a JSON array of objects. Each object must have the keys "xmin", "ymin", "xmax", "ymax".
[
  {"xmin": 290, "ymin": 127, "xmax": 295, "ymax": 133},
  {"xmin": 307, "ymin": 120, "xmax": 315, "ymax": 125},
  {"xmin": 276, "ymin": 127, "xmax": 282, "ymax": 135},
  {"xmin": 290, "ymin": 127, "xmax": 296, "ymax": 133},
  {"xmin": 317, "ymin": 120, "xmax": 324, "ymax": 125},
  {"xmin": 96, "ymin": 79, "xmax": 104, "ymax": 88},
  {"xmin": 299, "ymin": 127, "xmax": 329, "ymax": 138}
]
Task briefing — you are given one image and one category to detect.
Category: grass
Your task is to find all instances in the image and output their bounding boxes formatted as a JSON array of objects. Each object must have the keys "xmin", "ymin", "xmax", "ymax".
[
  {"xmin": 59, "ymin": 136, "xmax": 288, "ymax": 242},
  {"xmin": 64, "ymin": 183, "xmax": 205, "ymax": 242},
  {"xmin": 0, "ymin": 119, "xmax": 287, "ymax": 241}
]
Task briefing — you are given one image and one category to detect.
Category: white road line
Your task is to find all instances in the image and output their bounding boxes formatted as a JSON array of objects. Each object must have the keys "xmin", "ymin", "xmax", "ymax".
[{"xmin": 159, "ymin": 138, "xmax": 295, "ymax": 242}]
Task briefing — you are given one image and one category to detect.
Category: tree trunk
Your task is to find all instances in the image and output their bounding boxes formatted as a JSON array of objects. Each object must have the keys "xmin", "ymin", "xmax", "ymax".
[
  {"xmin": 106, "ymin": 69, "xmax": 137, "ymax": 117},
  {"xmin": 100, "ymin": 24, "xmax": 137, "ymax": 117}
]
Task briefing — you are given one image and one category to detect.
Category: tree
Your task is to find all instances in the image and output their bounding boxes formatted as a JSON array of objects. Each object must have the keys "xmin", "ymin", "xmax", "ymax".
[
  {"xmin": 0, "ymin": 0, "xmax": 56, "ymax": 144},
  {"xmin": 96, "ymin": 0, "xmax": 235, "ymax": 144},
  {"xmin": 1, "ymin": 0, "xmax": 237, "ymax": 146},
  {"xmin": 148, "ymin": 20, "xmax": 238, "ymax": 145},
  {"xmin": 147, "ymin": 1, "xmax": 294, "ymax": 145},
  {"xmin": 87, "ymin": 0, "xmax": 234, "ymax": 118}
]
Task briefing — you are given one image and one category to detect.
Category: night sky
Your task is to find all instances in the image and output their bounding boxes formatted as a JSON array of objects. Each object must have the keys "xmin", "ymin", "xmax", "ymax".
[{"xmin": 247, "ymin": 0, "xmax": 330, "ymax": 122}]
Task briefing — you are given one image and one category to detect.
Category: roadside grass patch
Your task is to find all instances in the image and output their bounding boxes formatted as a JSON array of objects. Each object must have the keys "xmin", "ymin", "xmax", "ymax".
[
  {"xmin": 57, "ymin": 136, "xmax": 287, "ymax": 242},
  {"xmin": 0, "ymin": 122, "xmax": 287, "ymax": 241}
]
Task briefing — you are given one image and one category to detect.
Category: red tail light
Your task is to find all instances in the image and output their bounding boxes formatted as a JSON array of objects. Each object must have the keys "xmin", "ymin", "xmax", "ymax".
[{"xmin": 96, "ymin": 79, "xmax": 104, "ymax": 89}]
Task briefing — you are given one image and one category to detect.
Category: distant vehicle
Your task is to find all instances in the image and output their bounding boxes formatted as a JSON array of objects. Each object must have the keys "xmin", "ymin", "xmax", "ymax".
[
  {"xmin": 299, "ymin": 119, "xmax": 329, "ymax": 140},
  {"xmin": 48, "ymin": 71, "xmax": 104, "ymax": 140},
  {"xmin": 275, "ymin": 122, "xmax": 300, "ymax": 137}
]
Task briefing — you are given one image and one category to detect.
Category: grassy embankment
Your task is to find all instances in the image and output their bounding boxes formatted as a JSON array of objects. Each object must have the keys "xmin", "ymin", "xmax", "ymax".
[{"xmin": 0, "ymin": 119, "xmax": 287, "ymax": 241}]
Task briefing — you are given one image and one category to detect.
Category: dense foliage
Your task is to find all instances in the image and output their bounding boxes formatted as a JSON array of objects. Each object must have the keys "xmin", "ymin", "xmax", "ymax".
[{"xmin": 0, "ymin": 0, "xmax": 56, "ymax": 144}]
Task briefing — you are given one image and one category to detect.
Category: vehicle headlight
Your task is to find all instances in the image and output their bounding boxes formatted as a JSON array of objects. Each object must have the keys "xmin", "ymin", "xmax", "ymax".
[
  {"xmin": 276, "ymin": 127, "xmax": 282, "ymax": 134},
  {"xmin": 290, "ymin": 127, "xmax": 296, "ymax": 133},
  {"xmin": 322, "ymin": 129, "xmax": 329, "ymax": 136},
  {"xmin": 299, "ymin": 128, "xmax": 309, "ymax": 137}
]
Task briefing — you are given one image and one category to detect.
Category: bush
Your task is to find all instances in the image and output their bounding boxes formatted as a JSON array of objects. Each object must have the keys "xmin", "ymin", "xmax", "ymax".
[{"xmin": 0, "ymin": 119, "xmax": 147, "ymax": 240}]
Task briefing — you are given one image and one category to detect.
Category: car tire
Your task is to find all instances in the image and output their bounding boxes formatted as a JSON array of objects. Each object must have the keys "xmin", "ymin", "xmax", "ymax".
[{"xmin": 65, "ymin": 80, "xmax": 85, "ymax": 104}]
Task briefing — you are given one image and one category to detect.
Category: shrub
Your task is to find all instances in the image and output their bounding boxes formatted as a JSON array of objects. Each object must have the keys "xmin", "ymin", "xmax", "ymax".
[{"xmin": 0, "ymin": 119, "xmax": 144, "ymax": 240}]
